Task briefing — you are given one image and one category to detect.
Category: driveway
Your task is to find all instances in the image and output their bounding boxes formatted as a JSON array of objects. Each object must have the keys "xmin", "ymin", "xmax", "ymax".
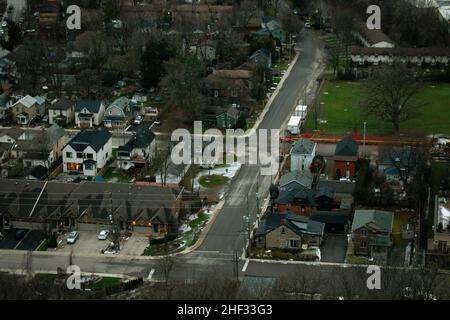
[
  {"xmin": 320, "ymin": 234, "xmax": 348, "ymax": 263},
  {"xmin": 0, "ymin": 228, "xmax": 27, "ymax": 249},
  {"xmin": 119, "ymin": 235, "xmax": 149, "ymax": 256},
  {"xmin": 16, "ymin": 230, "xmax": 45, "ymax": 251},
  {"xmin": 57, "ymin": 231, "xmax": 109, "ymax": 255}
]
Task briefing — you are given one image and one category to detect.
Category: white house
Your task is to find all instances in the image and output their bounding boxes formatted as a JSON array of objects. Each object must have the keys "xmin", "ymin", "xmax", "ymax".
[
  {"xmin": 11, "ymin": 95, "xmax": 46, "ymax": 125},
  {"xmin": 62, "ymin": 129, "xmax": 112, "ymax": 176},
  {"xmin": 117, "ymin": 126, "xmax": 155, "ymax": 170},
  {"xmin": 103, "ymin": 96, "xmax": 131, "ymax": 129},
  {"xmin": 290, "ymin": 138, "xmax": 316, "ymax": 172},
  {"xmin": 74, "ymin": 100, "xmax": 105, "ymax": 128},
  {"xmin": 49, "ymin": 98, "xmax": 75, "ymax": 125}
]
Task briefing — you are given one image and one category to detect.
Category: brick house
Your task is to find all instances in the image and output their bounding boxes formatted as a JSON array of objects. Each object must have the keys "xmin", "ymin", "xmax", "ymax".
[
  {"xmin": 205, "ymin": 69, "xmax": 252, "ymax": 104},
  {"xmin": 334, "ymin": 136, "xmax": 359, "ymax": 179},
  {"xmin": 351, "ymin": 209, "xmax": 394, "ymax": 258}
]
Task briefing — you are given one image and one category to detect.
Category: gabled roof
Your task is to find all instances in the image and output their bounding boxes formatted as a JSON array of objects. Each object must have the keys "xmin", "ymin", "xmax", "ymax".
[
  {"xmin": 66, "ymin": 129, "xmax": 111, "ymax": 152},
  {"xmin": 351, "ymin": 209, "xmax": 394, "ymax": 233},
  {"xmin": 275, "ymin": 184, "xmax": 316, "ymax": 206},
  {"xmin": 250, "ymin": 48, "xmax": 271, "ymax": 59},
  {"xmin": 315, "ymin": 187, "xmax": 334, "ymax": 199},
  {"xmin": 75, "ymin": 100, "xmax": 102, "ymax": 113},
  {"xmin": 256, "ymin": 212, "xmax": 325, "ymax": 237},
  {"xmin": 108, "ymin": 96, "xmax": 130, "ymax": 111},
  {"xmin": 290, "ymin": 138, "xmax": 315, "ymax": 155},
  {"xmin": 118, "ymin": 126, "xmax": 155, "ymax": 152},
  {"xmin": 14, "ymin": 95, "xmax": 37, "ymax": 108},
  {"xmin": 335, "ymin": 135, "xmax": 358, "ymax": 157},
  {"xmin": 279, "ymin": 170, "xmax": 314, "ymax": 189},
  {"xmin": 355, "ymin": 21, "xmax": 394, "ymax": 45},
  {"xmin": 316, "ymin": 180, "xmax": 355, "ymax": 195},
  {"xmin": 50, "ymin": 98, "xmax": 74, "ymax": 110}
]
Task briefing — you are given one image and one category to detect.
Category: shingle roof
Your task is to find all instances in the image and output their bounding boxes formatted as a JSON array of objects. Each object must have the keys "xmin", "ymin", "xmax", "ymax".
[
  {"xmin": 66, "ymin": 129, "xmax": 111, "ymax": 152},
  {"xmin": 310, "ymin": 210, "xmax": 350, "ymax": 225},
  {"xmin": 275, "ymin": 184, "xmax": 316, "ymax": 205},
  {"xmin": 351, "ymin": 209, "xmax": 394, "ymax": 233},
  {"xmin": 355, "ymin": 21, "xmax": 393, "ymax": 45},
  {"xmin": 74, "ymin": 100, "xmax": 102, "ymax": 113},
  {"xmin": 50, "ymin": 98, "xmax": 74, "ymax": 110},
  {"xmin": 118, "ymin": 126, "xmax": 155, "ymax": 152},
  {"xmin": 290, "ymin": 138, "xmax": 315, "ymax": 155},
  {"xmin": 14, "ymin": 95, "xmax": 36, "ymax": 108},
  {"xmin": 316, "ymin": 180, "xmax": 355, "ymax": 194},
  {"xmin": 335, "ymin": 135, "xmax": 358, "ymax": 157},
  {"xmin": 256, "ymin": 212, "xmax": 325, "ymax": 237},
  {"xmin": 279, "ymin": 170, "xmax": 314, "ymax": 189}
]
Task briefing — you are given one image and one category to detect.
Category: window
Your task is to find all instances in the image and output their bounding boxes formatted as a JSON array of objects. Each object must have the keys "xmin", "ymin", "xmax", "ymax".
[
  {"xmin": 153, "ymin": 224, "xmax": 159, "ymax": 233},
  {"xmin": 288, "ymin": 239, "xmax": 299, "ymax": 248},
  {"xmin": 84, "ymin": 163, "xmax": 93, "ymax": 170},
  {"xmin": 214, "ymin": 90, "xmax": 219, "ymax": 98},
  {"xmin": 86, "ymin": 153, "xmax": 93, "ymax": 159},
  {"xmin": 281, "ymin": 227, "xmax": 286, "ymax": 234},
  {"xmin": 66, "ymin": 152, "xmax": 72, "ymax": 158},
  {"xmin": 105, "ymin": 152, "xmax": 109, "ymax": 159},
  {"xmin": 76, "ymin": 152, "xmax": 83, "ymax": 159},
  {"xmin": 362, "ymin": 230, "xmax": 368, "ymax": 237},
  {"xmin": 231, "ymin": 88, "xmax": 237, "ymax": 97},
  {"xmin": 360, "ymin": 241, "xmax": 367, "ymax": 248}
]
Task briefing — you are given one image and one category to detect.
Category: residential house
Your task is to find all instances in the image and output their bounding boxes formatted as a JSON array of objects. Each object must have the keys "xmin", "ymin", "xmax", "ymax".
[
  {"xmin": 14, "ymin": 124, "xmax": 66, "ymax": 169},
  {"xmin": 275, "ymin": 185, "xmax": 317, "ymax": 216},
  {"xmin": 290, "ymin": 138, "xmax": 316, "ymax": 172},
  {"xmin": 74, "ymin": 100, "xmax": 105, "ymax": 128},
  {"xmin": 103, "ymin": 96, "xmax": 132, "ymax": 129},
  {"xmin": 206, "ymin": 69, "xmax": 252, "ymax": 104},
  {"xmin": 11, "ymin": 95, "xmax": 46, "ymax": 125},
  {"xmin": 353, "ymin": 21, "xmax": 395, "ymax": 48},
  {"xmin": 249, "ymin": 48, "xmax": 272, "ymax": 68},
  {"xmin": 0, "ymin": 93, "xmax": 12, "ymax": 120},
  {"xmin": 428, "ymin": 196, "xmax": 450, "ymax": 253},
  {"xmin": 279, "ymin": 170, "xmax": 314, "ymax": 190},
  {"xmin": 190, "ymin": 40, "xmax": 217, "ymax": 62},
  {"xmin": 377, "ymin": 148, "xmax": 416, "ymax": 186},
  {"xmin": 310, "ymin": 210, "xmax": 351, "ymax": 234},
  {"xmin": 0, "ymin": 179, "xmax": 183, "ymax": 240},
  {"xmin": 62, "ymin": 129, "xmax": 112, "ymax": 176},
  {"xmin": 351, "ymin": 209, "xmax": 394, "ymax": 258},
  {"xmin": 216, "ymin": 105, "xmax": 240, "ymax": 128},
  {"xmin": 334, "ymin": 135, "xmax": 359, "ymax": 179},
  {"xmin": 117, "ymin": 126, "xmax": 155, "ymax": 170},
  {"xmin": 48, "ymin": 98, "xmax": 75, "ymax": 125},
  {"xmin": 255, "ymin": 211, "xmax": 325, "ymax": 250},
  {"xmin": 316, "ymin": 179, "xmax": 356, "ymax": 209},
  {"xmin": 256, "ymin": 16, "xmax": 287, "ymax": 44},
  {"xmin": 0, "ymin": 51, "xmax": 18, "ymax": 90}
]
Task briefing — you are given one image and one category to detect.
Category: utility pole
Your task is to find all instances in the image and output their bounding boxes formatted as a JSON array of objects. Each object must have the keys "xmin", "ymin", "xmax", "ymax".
[
  {"xmin": 363, "ymin": 121, "xmax": 366, "ymax": 158},
  {"xmin": 109, "ymin": 192, "xmax": 121, "ymax": 252}
]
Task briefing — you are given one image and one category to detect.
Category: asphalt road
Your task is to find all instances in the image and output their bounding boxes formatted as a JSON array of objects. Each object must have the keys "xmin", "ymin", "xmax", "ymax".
[{"xmin": 196, "ymin": 30, "xmax": 326, "ymax": 254}]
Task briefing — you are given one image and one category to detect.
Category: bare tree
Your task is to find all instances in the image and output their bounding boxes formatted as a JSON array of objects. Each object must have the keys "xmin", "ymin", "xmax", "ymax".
[{"xmin": 362, "ymin": 65, "xmax": 423, "ymax": 132}]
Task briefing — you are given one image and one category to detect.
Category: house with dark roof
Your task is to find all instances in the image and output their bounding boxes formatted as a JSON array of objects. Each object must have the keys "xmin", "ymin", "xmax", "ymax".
[
  {"xmin": 0, "ymin": 93, "xmax": 12, "ymax": 120},
  {"xmin": 290, "ymin": 138, "xmax": 316, "ymax": 172},
  {"xmin": 255, "ymin": 211, "xmax": 325, "ymax": 250},
  {"xmin": 351, "ymin": 209, "xmax": 394, "ymax": 258},
  {"xmin": 310, "ymin": 210, "xmax": 351, "ymax": 233},
  {"xmin": 353, "ymin": 21, "xmax": 395, "ymax": 48},
  {"xmin": 377, "ymin": 148, "xmax": 417, "ymax": 186},
  {"xmin": 117, "ymin": 126, "xmax": 155, "ymax": 170},
  {"xmin": 249, "ymin": 48, "xmax": 272, "ymax": 68},
  {"xmin": 279, "ymin": 170, "xmax": 314, "ymax": 190},
  {"xmin": 205, "ymin": 69, "xmax": 252, "ymax": 104},
  {"xmin": 74, "ymin": 100, "xmax": 105, "ymax": 128},
  {"xmin": 275, "ymin": 184, "xmax": 317, "ymax": 216},
  {"xmin": 103, "ymin": 96, "xmax": 132, "ymax": 129},
  {"xmin": 62, "ymin": 129, "xmax": 112, "ymax": 176},
  {"xmin": 0, "ymin": 179, "xmax": 183, "ymax": 240},
  {"xmin": 334, "ymin": 135, "xmax": 359, "ymax": 179},
  {"xmin": 49, "ymin": 98, "xmax": 75, "ymax": 125},
  {"xmin": 316, "ymin": 179, "xmax": 355, "ymax": 209}
]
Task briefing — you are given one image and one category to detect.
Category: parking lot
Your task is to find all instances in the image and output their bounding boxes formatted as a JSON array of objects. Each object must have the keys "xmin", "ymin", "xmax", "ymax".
[
  {"xmin": 0, "ymin": 228, "xmax": 45, "ymax": 251},
  {"xmin": 56, "ymin": 230, "xmax": 149, "ymax": 256}
]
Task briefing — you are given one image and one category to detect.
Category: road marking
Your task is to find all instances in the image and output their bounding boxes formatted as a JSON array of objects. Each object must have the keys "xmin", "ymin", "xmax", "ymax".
[
  {"xmin": 242, "ymin": 259, "xmax": 249, "ymax": 272},
  {"xmin": 148, "ymin": 269, "xmax": 155, "ymax": 280},
  {"xmin": 194, "ymin": 250, "xmax": 220, "ymax": 254}
]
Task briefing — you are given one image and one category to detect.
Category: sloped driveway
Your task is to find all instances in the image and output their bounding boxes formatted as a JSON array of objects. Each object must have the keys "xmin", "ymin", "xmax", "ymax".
[{"xmin": 321, "ymin": 234, "xmax": 348, "ymax": 263}]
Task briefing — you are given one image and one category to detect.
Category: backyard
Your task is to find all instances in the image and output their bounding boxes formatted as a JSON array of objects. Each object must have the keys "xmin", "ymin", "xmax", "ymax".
[{"xmin": 304, "ymin": 81, "xmax": 450, "ymax": 135}]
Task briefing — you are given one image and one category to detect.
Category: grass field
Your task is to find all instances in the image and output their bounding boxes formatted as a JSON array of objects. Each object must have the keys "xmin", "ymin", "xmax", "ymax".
[
  {"xmin": 304, "ymin": 81, "xmax": 450, "ymax": 135},
  {"xmin": 198, "ymin": 174, "xmax": 230, "ymax": 188}
]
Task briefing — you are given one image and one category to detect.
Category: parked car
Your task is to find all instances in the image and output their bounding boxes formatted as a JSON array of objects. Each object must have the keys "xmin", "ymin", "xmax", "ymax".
[
  {"xmin": 67, "ymin": 231, "xmax": 79, "ymax": 244},
  {"xmin": 304, "ymin": 22, "xmax": 311, "ymax": 29},
  {"xmin": 134, "ymin": 115, "xmax": 143, "ymax": 125},
  {"xmin": 98, "ymin": 230, "xmax": 110, "ymax": 240},
  {"xmin": 153, "ymin": 120, "xmax": 161, "ymax": 126},
  {"xmin": 42, "ymin": 115, "xmax": 49, "ymax": 123}
]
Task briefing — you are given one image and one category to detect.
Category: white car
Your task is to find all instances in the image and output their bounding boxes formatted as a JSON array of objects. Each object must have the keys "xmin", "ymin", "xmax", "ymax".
[
  {"xmin": 304, "ymin": 22, "xmax": 311, "ymax": 29},
  {"xmin": 134, "ymin": 115, "xmax": 143, "ymax": 125},
  {"xmin": 67, "ymin": 231, "xmax": 79, "ymax": 244},
  {"xmin": 98, "ymin": 230, "xmax": 110, "ymax": 240}
]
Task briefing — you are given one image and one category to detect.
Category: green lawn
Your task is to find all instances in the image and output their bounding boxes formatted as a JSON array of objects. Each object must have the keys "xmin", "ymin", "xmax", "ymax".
[
  {"xmin": 198, "ymin": 174, "xmax": 230, "ymax": 188},
  {"xmin": 84, "ymin": 277, "xmax": 121, "ymax": 290},
  {"xmin": 305, "ymin": 81, "xmax": 450, "ymax": 135},
  {"xmin": 36, "ymin": 239, "xmax": 48, "ymax": 251}
]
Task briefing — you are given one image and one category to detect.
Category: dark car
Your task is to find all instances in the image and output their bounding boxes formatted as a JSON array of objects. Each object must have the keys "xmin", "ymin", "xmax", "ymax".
[{"xmin": 15, "ymin": 229, "xmax": 27, "ymax": 240}]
